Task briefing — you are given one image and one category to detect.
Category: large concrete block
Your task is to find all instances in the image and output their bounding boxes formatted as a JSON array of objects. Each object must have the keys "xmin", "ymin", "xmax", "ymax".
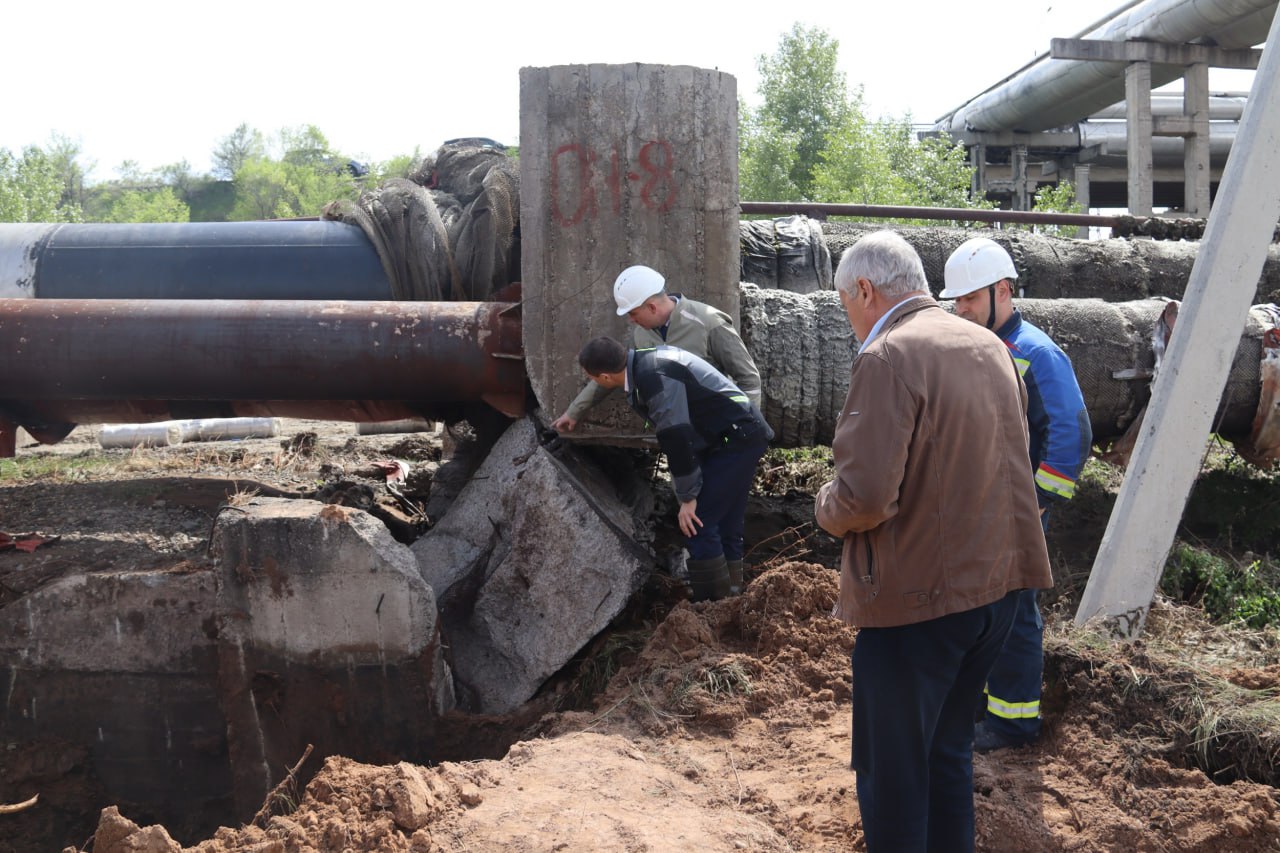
[
  {"xmin": 0, "ymin": 568, "xmax": 229, "ymax": 833},
  {"xmin": 0, "ymin": 569, "xmax": 216, "ymax": 672},
  {"xmin": 413, "ymin": 418, "xmax": 653, "ymax": 713},
  {"xmin": 520, "ymin": 63, "xmax": 739, "ymax": 433},
  {"xmin": 213, "ymin": 498, "xmax": 441, "ymax": 666},
  {"xmin": 212, "ymin": 498, "xmax": 454, "ymax": 819}
]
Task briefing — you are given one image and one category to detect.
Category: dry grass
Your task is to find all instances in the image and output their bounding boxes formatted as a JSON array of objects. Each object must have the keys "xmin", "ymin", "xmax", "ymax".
[{"xmin": 1048, "ymin": 599, "xmax": 1280, "ymax": 785}]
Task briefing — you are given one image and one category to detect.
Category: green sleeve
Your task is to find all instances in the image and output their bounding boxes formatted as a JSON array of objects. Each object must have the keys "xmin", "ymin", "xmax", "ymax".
[
  {"xmin": 565, "ymin": 379, "xmax": 615, "ymax": 420},
  {"xmin": 709, "ymin": 325, "xmax": 762, "ymax": 406}
]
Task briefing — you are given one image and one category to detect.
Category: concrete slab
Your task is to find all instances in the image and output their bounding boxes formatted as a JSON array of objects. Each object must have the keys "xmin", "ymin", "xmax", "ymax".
[{"xmin": 413, "ymin": 418, "xmax": 654, "ymax": 713}]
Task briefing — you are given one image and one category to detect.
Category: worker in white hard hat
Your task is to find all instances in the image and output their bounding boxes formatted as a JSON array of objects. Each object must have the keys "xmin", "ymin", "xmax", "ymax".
[
  {"xmin": 553, "ymin": 266, "xmax": 761, "ymax": 432},
  {"xmin": 942, "ymin": 236, "xmax": 1093, "ymax": 753},
  {"xmin": 574, "ymin": 336, "xmax": 772, "ymax": 602},
  {"xmin": 551, "ymin": 264, "xmax": 763, "ymax": 595}
]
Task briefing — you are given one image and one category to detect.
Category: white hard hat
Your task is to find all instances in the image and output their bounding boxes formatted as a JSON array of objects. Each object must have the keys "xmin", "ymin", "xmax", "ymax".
[
  {"xmin": 613, "ymin": 265, "xmax": 666, "ymax": 315},
  {"xmin": 941, "ymin": 237, "xmax": 1018, "ymax": 298}
]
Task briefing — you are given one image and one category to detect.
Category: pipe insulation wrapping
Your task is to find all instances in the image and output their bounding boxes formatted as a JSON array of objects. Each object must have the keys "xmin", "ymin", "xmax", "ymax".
[{"xmin": 740, "ymin": 286, "xmax": 1269, "ymax": 450}]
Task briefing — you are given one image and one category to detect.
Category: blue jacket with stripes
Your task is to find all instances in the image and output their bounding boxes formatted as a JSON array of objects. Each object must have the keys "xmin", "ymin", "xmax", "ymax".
[{"xmin": 995, "ymin": 310, "xmax": 1092, "ymax": 507}]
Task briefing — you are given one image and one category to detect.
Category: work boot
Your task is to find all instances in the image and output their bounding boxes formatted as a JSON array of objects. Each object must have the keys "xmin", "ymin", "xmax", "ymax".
[
  {"xmin": 972, "ymin": 721, "xmax": 1036, "ymax": 753},
  {"xmin": 726, "ymin": 559, "xmax": 745, "ymax": 596},
  {"xmin": 686, "ymin": 555, "xmax": 731, "ymax": 602}
]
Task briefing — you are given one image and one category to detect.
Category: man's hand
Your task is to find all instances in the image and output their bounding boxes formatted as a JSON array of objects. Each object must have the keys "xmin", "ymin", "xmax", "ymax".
[
  {"xmin": 551, "ymin": 413, "xmax": 578, "ymax": 433},
  {"xmin": 678, "ymin": 499, "xmax": 703, "ymax": 538}
]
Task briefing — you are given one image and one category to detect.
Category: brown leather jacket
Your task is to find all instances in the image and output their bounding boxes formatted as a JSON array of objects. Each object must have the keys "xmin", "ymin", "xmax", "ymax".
[{"xmin": 816, "ymin": 296, "xmax": 1053, "ymax": 628}]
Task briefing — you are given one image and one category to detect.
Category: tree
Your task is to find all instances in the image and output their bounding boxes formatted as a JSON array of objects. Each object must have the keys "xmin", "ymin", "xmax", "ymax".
[
  {"xmin": 103, "ymin": 187, "xmax": 190, "ymax": 223},
  {"xmin": 280, "ymin": 125, "xmax": 331, "ymax": 169},
  {"xmin": 44, "ymin": 133, "xmax": 90, "ymax": 212},
  {"xmin": 229, "ymin": 157, "xmax": 294, "ymax": 220},
  {"xmin": 739, "ymin": 106, "xmax": 803, "ymax": 202},
  {"xmin": 0, "ymin": 145, "xmax": 83, "ymax": 223},
  {"xmin": 212, "ymin": 123, "xmax": 266, "ymax": 180},
  {"xmin": 742, "ymin": 24, "xmax": 984, "ymax": 213},
  {"xmin": 228, "ymin": 154, "xmax": 357, "ymax": 221},
  {"xmin": 1027, "ymin": 181, "xmax": 1082, "ymax": 237},
  {"xmin": 747, "ymin": 24, "xmax": 852, "ymax": 200}
]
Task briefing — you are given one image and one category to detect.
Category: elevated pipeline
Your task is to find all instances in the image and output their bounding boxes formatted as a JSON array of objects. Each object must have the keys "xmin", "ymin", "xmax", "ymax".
[{"xmin": 938, "ymin": 0, "xmax": 1276, "ymax": 134}]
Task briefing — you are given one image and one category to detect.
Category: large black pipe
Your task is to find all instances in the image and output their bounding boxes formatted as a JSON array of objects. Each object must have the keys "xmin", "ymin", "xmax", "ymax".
[{"xmin": 0, "ymin": 222, "xmax": 391, "ymax": 300}]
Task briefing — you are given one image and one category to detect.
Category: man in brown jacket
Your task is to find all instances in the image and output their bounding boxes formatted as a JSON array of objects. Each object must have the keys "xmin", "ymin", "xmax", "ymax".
[{"xmin": 815, "ymin": 230, "xmax": 1052, "ymax": 852}]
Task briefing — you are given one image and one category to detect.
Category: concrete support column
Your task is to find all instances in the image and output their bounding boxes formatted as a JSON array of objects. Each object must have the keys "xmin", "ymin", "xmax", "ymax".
[
  {"xmin": 970, "ymin": 143, "xmax": 988, "ymax": 200},
  {"xmin": 1077, "ymin": 14, "xmax": 1280, "ymax": 637},
  {"xmin": 1125, "ymin": 61, "xmax": 1155, "ymax": 216},
  {"xmin": 1183, "ymin": 62, "xmax": 1212, "ymax": 216},
  {"xmin": 1011, "ymin": 144, "xmax": 1030, "ymax": 211},
  {"xmin": 1073, "ymin": 164, "xmax": 1092, "ymax": 239},
  {"xmin": 519, "ymin": 64, "xmax": 739, "ymax": 435}
]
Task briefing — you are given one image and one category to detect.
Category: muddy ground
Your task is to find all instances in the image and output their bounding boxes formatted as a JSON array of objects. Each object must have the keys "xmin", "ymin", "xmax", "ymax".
[{"xmin": 3, "ymin": 421, "xmax": 1280, "ymax": 852}]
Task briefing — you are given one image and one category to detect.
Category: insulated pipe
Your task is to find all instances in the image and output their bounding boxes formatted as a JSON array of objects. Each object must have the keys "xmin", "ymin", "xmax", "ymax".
[
  {"xmin": 1089, "ymin": 93, "xmax": 1249, "ymax": 120},
  {"xmin": 0, "ymin": 298, "xmax": 526, "ymax": 446},
  {"xmin": 738, "ymin": 286, "xmax": 1268, "ymax": 449},
  {"xmin": 1078, "ymin": 120, "xmax": 1238, "ymax": 167},
  {"xmin": 939, "ymin": 0, "xmax": 1277, "ymax": 133},
  {"xmin": 0, "ymin": 221, "xmax": 392, "ymax": 300}
]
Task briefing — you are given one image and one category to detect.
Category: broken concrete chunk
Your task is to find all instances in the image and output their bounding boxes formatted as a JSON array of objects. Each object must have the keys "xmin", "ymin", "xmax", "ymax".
[{"xmin": 413, "ymin": 418, "xmax": 654, "ymax": 713}]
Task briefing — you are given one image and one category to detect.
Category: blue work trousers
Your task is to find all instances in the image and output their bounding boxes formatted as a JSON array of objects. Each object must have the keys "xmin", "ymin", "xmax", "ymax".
[
  {"xmin": 852, "ymin": 590, "xmax": 1019, "ymax": 853},
  {"xmin": 684, "ymin": 433, "xmax": 769, "ymax": 561},
  {"xmin": 982, "ymin": 588, "xmax": 1044, "ymax": 741}
]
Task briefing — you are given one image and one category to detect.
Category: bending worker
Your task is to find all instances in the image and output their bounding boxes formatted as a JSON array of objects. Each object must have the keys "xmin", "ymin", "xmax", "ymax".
[
  {"xmin": 942, "ymin": 236, "xmax": 1093, "ymax": 753},
  {"xmin": 573, "ymin": 336, "xmax": 772, "ymax": 602},
  {"xmin": 815, "ymin": 230, "xmax": 1052, "ymax": 851},
  {"xmin": 552, "ymin": 264, "xmax": 762, "ymax": 429}
]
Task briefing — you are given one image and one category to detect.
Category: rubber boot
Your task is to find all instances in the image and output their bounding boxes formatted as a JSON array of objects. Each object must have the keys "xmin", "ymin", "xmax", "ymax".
[
  {"xmin": 687, "ymin": 555, "xmax": 731, "ymax": 602},
  {"xmin": 726, "ymin": 559, "xmax": 745, "ymax": 596}
]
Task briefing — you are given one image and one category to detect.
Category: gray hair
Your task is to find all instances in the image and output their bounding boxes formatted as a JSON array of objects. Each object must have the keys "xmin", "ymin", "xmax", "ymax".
[{"xmin": 834, "ymin": 231, "xmax": 929, "ymax": 300}]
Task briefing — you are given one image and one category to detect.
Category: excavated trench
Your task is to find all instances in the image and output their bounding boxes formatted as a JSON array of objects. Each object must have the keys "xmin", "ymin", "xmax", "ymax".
[{"xmin": 0, "ymin": 420, "xmax": 833, "ymax": 851}]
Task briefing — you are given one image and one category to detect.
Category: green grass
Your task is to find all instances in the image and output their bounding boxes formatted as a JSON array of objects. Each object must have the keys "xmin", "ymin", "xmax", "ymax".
[
  {"xmin": 0, "ymin": 453, "xmax": 118, "ymax": 484},
  {"xmin": 1162, "ymin": 542, "xmax": 1280, "ymax": 629}
]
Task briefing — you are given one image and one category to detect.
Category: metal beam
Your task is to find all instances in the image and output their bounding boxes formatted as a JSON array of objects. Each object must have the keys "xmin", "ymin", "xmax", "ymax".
[
  {"xmin": 1075, "ymin": 13, "xmax": 1280, "ymax": 638},
  {"xmin": 738, "ymin": 202, "xmax": 1120, "ymax": 228},
  {"xmin": 1051, "ymin": 37, "xmax": 1263, "ymax": 70}
]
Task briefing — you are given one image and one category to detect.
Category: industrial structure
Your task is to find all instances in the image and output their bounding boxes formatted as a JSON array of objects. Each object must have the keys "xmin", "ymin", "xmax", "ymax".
[{"xmin": 933, "ymin": 0, "xmax": 1275, "ymax": 219}]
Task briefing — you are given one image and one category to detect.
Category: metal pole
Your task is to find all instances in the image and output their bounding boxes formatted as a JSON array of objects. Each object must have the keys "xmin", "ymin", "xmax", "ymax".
[{"xmin": 739, "ymin": 201, "xmax": 1121, "ymax": 228}]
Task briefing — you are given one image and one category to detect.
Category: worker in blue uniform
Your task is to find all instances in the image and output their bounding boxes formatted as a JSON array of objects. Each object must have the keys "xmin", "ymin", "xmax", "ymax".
[
  {"xmin": 942, "ymin": 236, "xmax": 1093, "ymax": 752},
  {"xmin": 574, "ymin": 336, "xmax": 773, "ymax": 602}
]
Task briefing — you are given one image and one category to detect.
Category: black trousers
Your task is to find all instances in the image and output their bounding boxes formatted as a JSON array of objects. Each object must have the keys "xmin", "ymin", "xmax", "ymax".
[{"xmin": 851, "ymin": 590, "xmax": 1019, "ymax": 852}]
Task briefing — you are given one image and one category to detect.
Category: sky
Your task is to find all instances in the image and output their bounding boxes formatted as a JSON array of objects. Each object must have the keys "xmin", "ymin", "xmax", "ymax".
[{"xmin": 5, "ymin": 0, "xmax": 1260, "ymax": 181}]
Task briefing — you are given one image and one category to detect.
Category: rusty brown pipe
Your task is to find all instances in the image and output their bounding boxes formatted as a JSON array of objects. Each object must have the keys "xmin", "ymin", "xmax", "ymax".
[{"xmin": 0, "ymin": 297, "xmax": 526, "ymax": 448}]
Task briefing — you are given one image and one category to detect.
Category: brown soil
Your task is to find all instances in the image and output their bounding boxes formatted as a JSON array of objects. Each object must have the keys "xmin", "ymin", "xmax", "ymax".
[{"xmin": 5, "ymin": 423, "xmax": 1280, "ymax": 852}]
